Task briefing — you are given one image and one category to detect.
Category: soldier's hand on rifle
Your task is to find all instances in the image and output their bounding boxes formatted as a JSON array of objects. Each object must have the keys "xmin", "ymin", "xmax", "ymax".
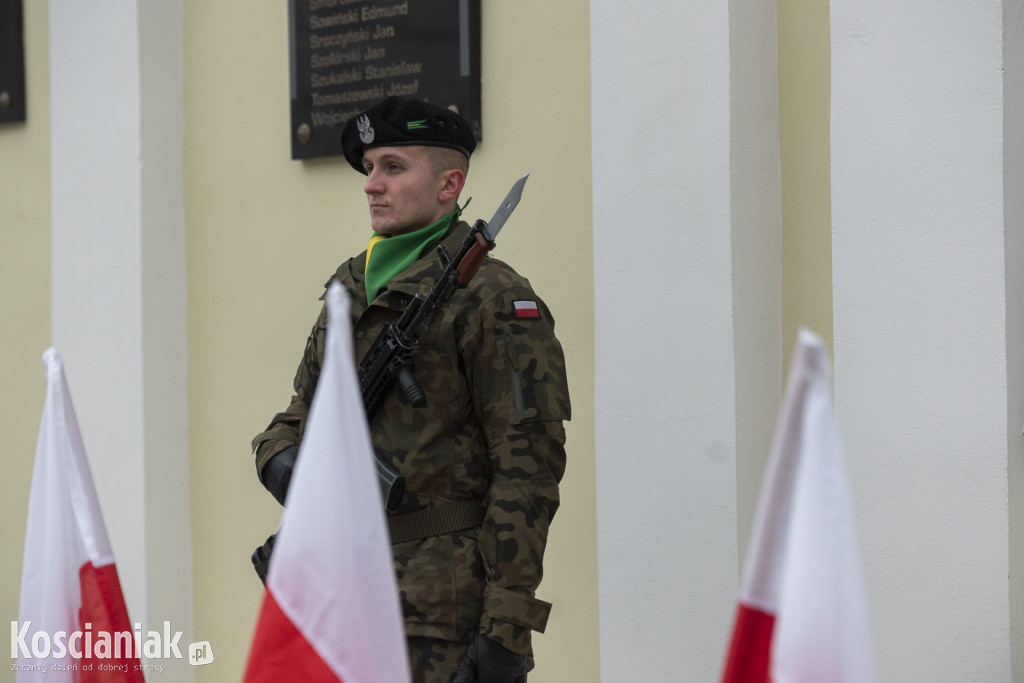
[
  {"xmin": 452, "ymin": 632, "xmax": 527, "ymax": 683},
  {"xmin": 261, "ymin": 445, "xmax": 298, "ymax": 506}
]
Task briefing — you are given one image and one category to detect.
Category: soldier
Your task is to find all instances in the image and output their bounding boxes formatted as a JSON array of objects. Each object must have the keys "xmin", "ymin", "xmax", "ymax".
[{"xmin": 251, "ymin": 96, "xmax": 570, "ymax": 683}]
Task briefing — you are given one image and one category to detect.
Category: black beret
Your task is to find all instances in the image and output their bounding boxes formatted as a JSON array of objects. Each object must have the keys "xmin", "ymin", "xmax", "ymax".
[{"xmin": 341, "ymin": 96, "xmax": 476, "ymax": 174}]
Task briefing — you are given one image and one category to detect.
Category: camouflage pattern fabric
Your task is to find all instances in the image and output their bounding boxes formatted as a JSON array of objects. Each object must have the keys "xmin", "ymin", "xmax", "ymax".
[
  {"xmin": 252, "ymin": 220, "xmax": 570, "ymax": 661},
  {"xmin": 406, "ymin": 637, "xmax": 467, "ymax": 683}
]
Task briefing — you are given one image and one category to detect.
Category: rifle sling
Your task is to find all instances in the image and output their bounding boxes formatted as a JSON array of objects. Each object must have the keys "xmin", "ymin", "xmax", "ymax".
[{"xmin": 388, "ymin": 499, "xmax": 485, "ymax": 545}]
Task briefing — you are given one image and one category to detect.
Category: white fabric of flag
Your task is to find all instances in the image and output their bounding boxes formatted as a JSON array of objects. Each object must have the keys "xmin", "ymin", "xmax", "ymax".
[
  {"xmin": 243, "ymin": 283, "xmax": 410, "ymax": 683},
  {"xmin": 17, "ymin": 349, "xmax": 144, "ymax": 683},
  {"xmin": 722, "ymin": 329, "xmax": 878, "ymax": 683}
]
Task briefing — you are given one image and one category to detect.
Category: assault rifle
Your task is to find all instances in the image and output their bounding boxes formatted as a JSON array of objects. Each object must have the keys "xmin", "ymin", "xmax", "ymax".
[
  {"xmin": 252, "ymin": 174, "xmax": 529, "ymax": 583},
  {"xmin": 363, "ymin": 173, "xmax": 530, "ymax": 511}
]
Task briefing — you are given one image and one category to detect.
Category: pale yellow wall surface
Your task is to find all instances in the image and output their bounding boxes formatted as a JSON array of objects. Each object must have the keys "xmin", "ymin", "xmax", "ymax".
[
  {"xmin": 734, "ymin": 0, "xmax": 833, "ymax": 571},
  {"xmin": 183, "ymin": 2, "xmax": 596, "ymax": 681},
  {"xmin": 778, "ymin": 0, "xmax": 833, "ymax": 367},
  {"xmin": 0, "ymin": 4, "xmax": 49, "ymax": 683}
]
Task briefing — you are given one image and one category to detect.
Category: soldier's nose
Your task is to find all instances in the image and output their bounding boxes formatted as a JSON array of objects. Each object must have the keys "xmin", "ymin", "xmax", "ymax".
[{"xmin": 365, "ymin": 172, "xmax": 383, "ymax": 195}]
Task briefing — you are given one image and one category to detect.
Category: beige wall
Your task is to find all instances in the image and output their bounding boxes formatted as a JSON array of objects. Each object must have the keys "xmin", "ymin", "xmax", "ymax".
[
  {"xmin": 1008, "ymin": 0, "xmax": 1024, "ymax": 674},
  {"xmin": 183, "ymin": 2, "xmax": 597, "ymax": 680},
  {"xmin": 732, "ymin": 0, "xmax": 833, "ymax": 576},
  {"xmin": 778, "ymin": 0, "xmax": 833, "ymax": 367},
  {"xmin": 0, "ymin": 4, "xmax": 49, "ymax": 683}
]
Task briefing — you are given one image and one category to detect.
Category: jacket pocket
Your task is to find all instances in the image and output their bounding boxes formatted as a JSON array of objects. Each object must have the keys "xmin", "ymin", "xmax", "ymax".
[{"xmin": 503, "ymin": 326, "xmax": 526, "ymax": 421}]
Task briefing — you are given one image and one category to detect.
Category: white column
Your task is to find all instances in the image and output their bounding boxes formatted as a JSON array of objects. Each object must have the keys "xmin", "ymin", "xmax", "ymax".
[
  {"xmin": 729, "ymin": 0, "xmax": 785, "ymax": 567},
  {"xmin": 50, "ymin": 0, "xmax": 192, "ymax": 666},
  {"xmin": 591, "ymin": 0, "xmax": 780, "ymax": 678},
  {"xmin": 831, "ymin": 1, "xmax": 1010, "ymax": 679}
]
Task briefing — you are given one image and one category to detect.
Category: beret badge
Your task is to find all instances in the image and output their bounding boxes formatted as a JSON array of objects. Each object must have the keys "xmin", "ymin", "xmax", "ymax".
[{"xmin": 356, "ymin": 114, "xmax": 375, "ymax": 144}]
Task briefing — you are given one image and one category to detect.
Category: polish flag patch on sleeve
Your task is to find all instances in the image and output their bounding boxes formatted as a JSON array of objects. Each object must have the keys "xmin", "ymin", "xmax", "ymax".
[{"xmin": 514, "ymin": 300, "xmax": 541, "ymax": 319}]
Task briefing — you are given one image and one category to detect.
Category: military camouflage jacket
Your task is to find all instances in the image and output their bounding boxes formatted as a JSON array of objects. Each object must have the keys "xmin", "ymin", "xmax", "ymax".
[{"xmin": 252, "ymin": 219, "xmax": 570, "ymax": 654}]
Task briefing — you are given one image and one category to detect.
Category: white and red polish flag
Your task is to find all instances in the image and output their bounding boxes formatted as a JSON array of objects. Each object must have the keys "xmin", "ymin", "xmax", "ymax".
[
  {"xmin": 721, "ymin": 329, "xmax": 878, "ymax": 683},
  {"xmin": 243, "ymin": 283, "xmax": 410, "ymax": 683},
  {"xmin": 17, "ymin": 349, "xmax": 144, "ymax": 682}
]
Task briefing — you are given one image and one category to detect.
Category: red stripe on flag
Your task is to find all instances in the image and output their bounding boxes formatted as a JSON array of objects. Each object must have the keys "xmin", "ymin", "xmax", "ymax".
[
  {"xmin": 78, "ymin": 561, "xmax": 145, "ymax": 683},
  {"xmin": 243, "ymin": 589, "xmax": 345, "ymax": 683},
  {"xmin": 721, "ymin": 603, "xmax": 775, "ymax": 683}
]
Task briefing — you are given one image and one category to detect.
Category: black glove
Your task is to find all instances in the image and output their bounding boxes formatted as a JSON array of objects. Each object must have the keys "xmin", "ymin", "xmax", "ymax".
[
  {"xmin": 261, "ymin": 445, "xmax": 298, "ymax": 506},
  {"xmin": 452, "ymin": 633, "xmax": 528, "ymax": 683}
]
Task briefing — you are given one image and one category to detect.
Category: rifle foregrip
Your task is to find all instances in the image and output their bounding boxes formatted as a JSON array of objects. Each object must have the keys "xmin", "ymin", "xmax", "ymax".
[
  {"xmin": 456, "ymin": 228, "xmax": 493, "ymax": 286},
  {"xmin": 397, "ymin": 365, "xmax": 426, "ymax": 408}
]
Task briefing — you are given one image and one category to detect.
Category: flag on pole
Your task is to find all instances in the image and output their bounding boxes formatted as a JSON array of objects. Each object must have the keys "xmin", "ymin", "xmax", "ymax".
[
  {"xmin": 16, "ymin": 349, "xmax": 145, "ymax": 682},
  {"xmin": 721, "ymin": 329, "xmax": 878, "ymax": 683},
  {"xmin": 243, "ymin": 283, "xmax": 410, "ymax": 683}
]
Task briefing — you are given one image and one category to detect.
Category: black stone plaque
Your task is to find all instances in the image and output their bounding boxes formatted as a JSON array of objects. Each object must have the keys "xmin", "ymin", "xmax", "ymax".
[
  {"xmin": 289, "ymin": 0, "xmax": 481, "ymax": 160},
  {"xmin": 0, "ymin": 0, "xmax": 25, "ymax": 123}
]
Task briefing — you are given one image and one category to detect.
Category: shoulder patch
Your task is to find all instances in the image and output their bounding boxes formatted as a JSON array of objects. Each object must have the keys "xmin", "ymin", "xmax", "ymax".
[{"xmin": 513, "ymin": 300, "xmax": 540, "ymax": 319}]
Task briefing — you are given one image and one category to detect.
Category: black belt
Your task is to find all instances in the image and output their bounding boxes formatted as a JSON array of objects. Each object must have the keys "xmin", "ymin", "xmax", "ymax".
[{"xmin": 388, "ymin": 500, "xmax": 485, "ymax": 545}]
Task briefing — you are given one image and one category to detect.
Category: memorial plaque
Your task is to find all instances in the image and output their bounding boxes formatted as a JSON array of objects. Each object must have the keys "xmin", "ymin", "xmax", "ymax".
[
  {"xmin": 0, "ymin": 0, "xmax": 26, "ymax": 124},
  {"xmin": 289, "ymin": 0, "xmax": 481, "ymax": 160}
]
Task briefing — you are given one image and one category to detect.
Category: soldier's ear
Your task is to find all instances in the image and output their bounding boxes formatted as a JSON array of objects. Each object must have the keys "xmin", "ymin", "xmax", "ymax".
[{"xmin": 438, "ymin": 169, "xmax": 465, "ymax": 203}]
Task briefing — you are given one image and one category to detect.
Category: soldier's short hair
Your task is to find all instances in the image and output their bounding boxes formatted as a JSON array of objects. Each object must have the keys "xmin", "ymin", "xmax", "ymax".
[{"xmin": 425, "ymin": 145, "xmax": 470, "ymax": 178}]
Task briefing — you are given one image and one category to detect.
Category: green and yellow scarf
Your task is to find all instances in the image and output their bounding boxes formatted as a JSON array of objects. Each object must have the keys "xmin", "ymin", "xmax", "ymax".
[{"xmin": 364, "ymin": 212, "xmax": 457, "ymax": 303}]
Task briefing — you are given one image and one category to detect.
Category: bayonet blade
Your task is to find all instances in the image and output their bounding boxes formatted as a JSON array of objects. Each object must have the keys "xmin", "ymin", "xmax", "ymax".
[{"xmin": 482, "ymin": 173, "xmax": 529, "ymax": 242}]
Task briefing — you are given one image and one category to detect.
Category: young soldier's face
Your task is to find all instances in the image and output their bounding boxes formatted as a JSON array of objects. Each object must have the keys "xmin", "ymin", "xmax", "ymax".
[{"xmin": 362, "ymin": 146, "xmax": 447, "ymax": 235}]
